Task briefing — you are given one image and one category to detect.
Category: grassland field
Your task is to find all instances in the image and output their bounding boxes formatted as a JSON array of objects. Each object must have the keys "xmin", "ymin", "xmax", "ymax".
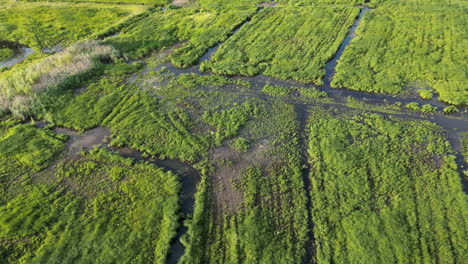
[{"xmin": 0, "ymin": 0, "xmax": 467, "ymax": 263}]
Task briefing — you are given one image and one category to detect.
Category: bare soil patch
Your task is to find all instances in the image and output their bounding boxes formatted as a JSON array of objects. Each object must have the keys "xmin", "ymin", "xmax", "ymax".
[{"xmin": 211, "ymin": 140, "xmax": 271, "ymax": 214}]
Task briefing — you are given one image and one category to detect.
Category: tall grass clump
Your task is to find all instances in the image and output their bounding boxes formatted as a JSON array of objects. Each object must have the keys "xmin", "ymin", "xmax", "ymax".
[{"xmin": 0, "ymin": 41, "xmax": 116, "ymax": 119}]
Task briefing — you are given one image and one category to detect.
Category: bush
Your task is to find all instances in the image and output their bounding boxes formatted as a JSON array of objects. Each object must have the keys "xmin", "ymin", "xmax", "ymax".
[
  {"xmin": 405, "ymin": 102, "xmax": 420, "ymax": 111},
  {"xmin": 0, "ymin": 48, "xmax": 14, "ymax": 61},
  {"xmin": 443, "ymin": 106, "xmax": 459, "ymax": 114},
  {"xmin": 419, "ymin": 90, "xmax": 433, "ymax": 100},
  {"xmin": 298, "ymin": 87, "xmax": 327, "ymax": 98},
  {"xmin": 230, "ymin": 137, "xmax": 250, "ymax": 152},
  {"xmin": 420, "ymin": 104, "xmax": 437, "ymax": 113},
  {"xmin": 261, "ymin": 84, "xmax": 290, "ymax": 97}
]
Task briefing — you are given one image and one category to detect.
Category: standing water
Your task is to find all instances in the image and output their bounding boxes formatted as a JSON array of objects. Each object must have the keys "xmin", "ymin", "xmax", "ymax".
[
  {"xmin": 323, "ymin": 7, "xmax": 370, "ymax": 87},
  {"xmin": 0, "ymin": 47, "xmax": 34, "ymax": 68}
]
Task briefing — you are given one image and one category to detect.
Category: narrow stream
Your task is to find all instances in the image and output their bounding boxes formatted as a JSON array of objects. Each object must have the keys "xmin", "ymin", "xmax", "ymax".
[
  {"xmin": 158, "ymin": 6, "xmax": 261, "ymax": 75},
  {"xmin": 125, "ymin": 4, "xmax": 468, "ymax": 260},
  {"xmin": 323, "ymin": 7, "xmax": 369, "ymax": 87},
  {"xmin": 50, "ymin": 125, "xmax": 199, "ymax": 264},
  {"xmin": 294, "ymin": 104, "xmax": 314, "ymax": 264},
  {"xmin": 107, "ymin": 147, "xmax": 200, "ymax": 264},
  {"xmin": 0, "ymin": 47, "xmax": 34, "ymax": 68}
]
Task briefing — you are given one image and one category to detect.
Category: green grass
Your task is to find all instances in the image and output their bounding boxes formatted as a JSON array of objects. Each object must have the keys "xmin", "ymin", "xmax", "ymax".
[
  {"xmin": 0, "ymin": 41, "xmax": 115, "ymax": 119},
  {"xmin": 104, "ymin": 91, "xmax": 210, "ymax": 162},
  {"xmin": 0, "ymin": 3, "xmax": 142, "ymax": 50},
  {"xmin": 332, "ymin": 7, "xmax": 468, "ymax": 105},
  {"xmin": 202, "ymin": 7, "xmax": 359, "ymax": 84},
  {"xmin": 230, "ymin": 137, "xmax": 250, "ymax": 152},
  {"xmin": 261, "ymin": 84, "xmax": 291, "ymax": 97},
  {"xmin": 202, "ymin": 101, "xmax": 256, "ymax": 144},
  {"xmin": 0, "ymin": 147, "xmax": 180, "ymax": 264},
  {"xmin": 181, "ymin": 101, "xmax": 309, "ymax": 263},
  {"xmin": 307, "ymin": 110, "xmax": 467, "ymax": 264},
  {"xmin": 19, "ymin": 0, "xmax": 169, "ymax": 4},
  {"xmin": 105, "ymin": 7, "xmax": 256, "ymax": 63},
  {"xmin": 0, "ymin": 48, "xmax": 15, "ymax": 61},
  {"xmin": 0, "ymin": 123, "xmax": 65, "ymax": 172}
]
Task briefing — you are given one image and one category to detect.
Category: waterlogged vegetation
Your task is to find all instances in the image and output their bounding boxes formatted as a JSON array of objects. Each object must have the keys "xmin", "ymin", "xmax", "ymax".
[
  {"xmin": 262, "ymin": 84, "xmax": 327, "ymax": 98},
  {"xmin": 0, "ymin": 0, "xmax": 467, "ymax": 263},
  {"xmin": 333, "ymin": 5, "xmax": 468, "ymax": 105},
  {"xmin": 307, "ymin": 110, "xmax": 467, "ymax": 264},
  {"xmin": 181, "ymin": 101, "xmax": 309, "ymax": 264},
  {"xmin": 203, "ymin": 7, "xmax": 359, "ymax": 84}
]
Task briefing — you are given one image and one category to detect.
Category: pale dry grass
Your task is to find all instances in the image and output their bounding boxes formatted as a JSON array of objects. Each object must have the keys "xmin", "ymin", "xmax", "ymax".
[{"xmin": 0, "ymin": 40, "xmax": 115, "ymax": 119}]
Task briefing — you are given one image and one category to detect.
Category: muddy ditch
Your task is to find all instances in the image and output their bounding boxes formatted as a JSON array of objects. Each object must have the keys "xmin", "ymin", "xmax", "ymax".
[{"xmin": 294, "ymin": 104, "xmax": 315, "ymax": 264}]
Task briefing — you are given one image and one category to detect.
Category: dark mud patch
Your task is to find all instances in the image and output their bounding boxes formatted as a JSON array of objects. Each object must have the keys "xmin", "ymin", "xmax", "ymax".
[
  {"xmin": 211, "ymin": 140, "xmax": 272, "ymax": 213},
  {"xmin": 211, "ymin": 146, "xmax": 244, "ymax": 213},
  {"xmin": 54, "ymin": 127, "xmax": 111, "ymax": 154}
]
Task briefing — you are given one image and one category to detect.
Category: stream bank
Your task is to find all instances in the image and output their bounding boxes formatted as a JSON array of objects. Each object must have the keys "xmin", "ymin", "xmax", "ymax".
[{"xmin": 52, "ymin": 126, "xmax": 200, "ymax": 264}]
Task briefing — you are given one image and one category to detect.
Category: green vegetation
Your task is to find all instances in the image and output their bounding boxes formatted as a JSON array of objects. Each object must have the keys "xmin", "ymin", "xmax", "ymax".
[
  {"xmin": 0, "ymin": 122, "xmax": 65, "ymax": 172},
  {"xmin": 405, "ymin": 102, "xmax": 437, "ymax": 113},
  {"xmin": 181, "ymin": 101, "xmax": 309, "ymax": 263},
  {"xmin": 20, "ymin": 0, "xmax": 169, "ymax": 4},
  {"xmin": 1, "ymin": 145, "xmax": 180, "ymax": 263},
  {"xmin": 297, "ymin": 87, "xmax": 327, "ymax": 98},
  {"xmin": 462, "ymin": 132, "xmax": 468, "ymax": 167},
  {"xmin": 419, "ymin": 89, "xmax": 433, "ymax": 100},
  {"xmin": 261, "ymin": 84, "xmax": 291, "ymax": 97},
  {"xmin": 105, "ymin": 91, "xmax": 210, "ymax": 162},
  {"xmin": 106, "ymin": 7, "xmax": 256, "ymax": 64},
  {"xmin": 0, "ymin": 41, "xmax": 115, "ymax": 119},
  {"xmin": 0, "ymin": 1, "xmax": 466, "ymax": 263},
  {"xmin": 230, "ymin": 137, "xmax": 250, "ymax": 152},
  {"xmin": 202, "ymin": 7, "xmax": 359, "ymax": 84},
  {"xmin": 202, "ymin": 102, "xmax": 256, "ymax": 144},
  {"xmin": 261, "ymin": 84, "xmax": 327, "ymax": 98},
  {"xmin": 0, "ymin": 47, "xmax": 14, "ymax": 61},
  {"xmin": 443, "ymin": 106, "xmax": 459, "ymax": 115},
  {"xmin": 307, "ymin": 110, "xmax": 467, "ymax": 264},
  {"xmin": 0, "ymin": 2, "xmax": 143, "ymax": 51},
  {"xmin": 333, "ymin": 7, "xmax": 468, "ymax": 105}
]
